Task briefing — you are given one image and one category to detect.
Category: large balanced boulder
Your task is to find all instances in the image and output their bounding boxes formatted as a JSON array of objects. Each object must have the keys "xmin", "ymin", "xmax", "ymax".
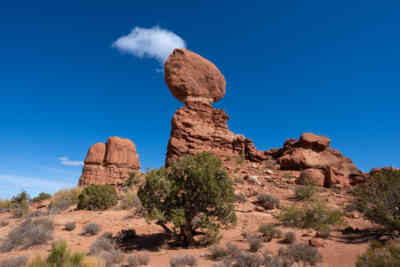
[
  {"xmin": 79, "ymin": 137, "xmax": 140, "ymax": 187},
  {"xmin": 164, "ymin": 48, "xmax": 226, "ymax": 104},
  {"xmin": 165, "ymin": 49, "xmax": 266, "ymax": 166}
]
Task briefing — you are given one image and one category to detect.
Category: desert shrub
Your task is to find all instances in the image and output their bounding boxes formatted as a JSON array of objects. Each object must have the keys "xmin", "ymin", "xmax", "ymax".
[
  {"xmin": 90, "ymin": 236, "xmax": 115, "ymax": 255},
  {"xmin": 278, "ymin": 243, "xmax": 322, "ymax": 266},
  {"xmin": 82, "ymin": 223, "xmax": 101, "ymax": 236},
  {"xmin": 235, "ymin": 193, "xmax": 247, "ymax": 203},
  {"xmin": 281, "ymin": 232, "xmax": 296, "ymax": 244},
  {"xmin": 32, "ymin": 192, "xmax": 52, "ymax": 203},
  {"xmin": 124, "ymin": 171, "xmax": 141, "ymax": 188},
  {"xmin": 226, "ymin": 242, "xmax": 241, "ymax": 258},
  {"xmin": 246, "ymin": 234, "xmax": 263, "ymax": 252},
  {"xmin": 127, "ymin": 254, "xmax": 150, "ymax": 267},
  {"xmin": 233, "ymin": 251, "xmax": 263, "ymax": 267},
  {"xmin": 169, "ymin": 254, "xmax": 197, "ymax": 267},
  {"xmin": 0, "ymin": 199, "xmax": 11, "ymax": 213},
  {"xmin": 0, "ymin": 256, "xmax": 28, "ymax": 267},
  {"xmin": 265, "ymin": 159, "xmax": 276, "ymax": 169},
  {"xmin": 81, "ymin": 256, "xmax": 105, "ymax": 267},
  {"xmin": 28, "ymin": 210, "xmax": 46, "ymax": 218},
  {"xmin": 138, "ymin": 152, "xmax": 236, "ymax": 246},
  {"xmin": 294, "ymin": 184, "xmax": 317, "ymax": 201},
  {"xmin": 316, "ymin": 230, "xmax": 331, "ymax": 239},
  {"xmin": 356, "ymin": 241, "xmax": 400, "ymax": 267},
  {"xmin": 353, "ymin": 169, "xmax": 400, "ymax": 232},
  {"xmin": 0, "ymin": 220, "xmax": 9, "ymax": 227},
  {"xmin": 10, "ymin": 191, "xmax": 30, "ymax": 218},
  {"xmin": 90, "ymin": 235, "xmax": 123, "ymax": 266},
  {"xmin": 283, "ymin": 173, "xmax": 294, "ymax": 180},
  {"xmin": 98, "ymin": 250, "xmax": 124, "ymax": 267},
  {"xmin": 54, "ymin": 187, "xmax": 82, "ymax": 203},
  {"xmin": 276, "ymin": 202, "xmax": 344, "ymax": 231},
  {"xmin": 233, "ymin": 177, "xmax": 244, "ymax": 185},
  {"xmin": 65, "ymin": 221, "xmax": 76, "ymax": 231},
  {"xmin": 77, "ymin": 185, "xmax": 118, "ymax": 211},
  {"xmin": 208, "ymin": 245, "xmax": 228, "ymax": 260},
  {"xmin": 0, "ymin": 218, "xmax": 54, "ymax": 252},
  {"xmin": 258, "ymin": 224, "xmax": 282, "ymax": 242},
  {"xmin": 120, "ymin": 191, "xmax": 142, "ymax": 210},
  {"xmin": 48, "ymin": 187, "xmax": 82, "ymax": 214},
  {"xmin": 47, "ymin": 240, "xmax": 84, "ymax": 267},
  {"xmin": 256, "ymin": 194, "xmax": 279, "ymax": 210}
]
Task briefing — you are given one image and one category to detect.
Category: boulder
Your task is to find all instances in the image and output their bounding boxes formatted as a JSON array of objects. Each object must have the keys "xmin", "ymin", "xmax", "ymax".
[{"xmin": 165, "ymin": 48, "xmax": 226, "ymax": 104}]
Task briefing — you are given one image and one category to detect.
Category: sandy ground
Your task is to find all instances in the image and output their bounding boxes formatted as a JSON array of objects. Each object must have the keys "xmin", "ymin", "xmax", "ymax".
[{"xmin": 0, "ymin": 179, "xmax": 372, "ymax": 267}]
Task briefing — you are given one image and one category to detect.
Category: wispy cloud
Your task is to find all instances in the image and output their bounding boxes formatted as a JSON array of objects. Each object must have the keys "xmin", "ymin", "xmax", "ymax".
[
  {"xmin": 112, "ymin": 26, "xmax": 186, "ymax": 65},
  {"xmin": 0, "ymin": 174, "xmax": 75, "ymax": 199},
  {"xmin": 58, "ymin": 157, "xmax": 83, "ymax": 167}
]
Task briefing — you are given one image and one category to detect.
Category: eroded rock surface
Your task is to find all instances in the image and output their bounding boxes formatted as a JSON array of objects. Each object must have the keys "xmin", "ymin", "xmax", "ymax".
[
  {"xmin": 165, "ymin": 49, "xmax": 266, "ymax": 166},
  {"xmin": 79, "ymin": 136, "xmax": 140, "ymax": 186}
]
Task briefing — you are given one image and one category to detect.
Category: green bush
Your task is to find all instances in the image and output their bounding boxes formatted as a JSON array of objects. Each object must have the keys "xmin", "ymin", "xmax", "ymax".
[
  {"xmin": 47, "ymin": 240, "xmax": 84, "ymax": 267},
  {"xmin": 353, "ymin": 169, "xmax": 400, "ymax": 232},
  {"xmin": 169, "ymin": 255, "xmax": 197, "ymax": 267},
  {"xmin": 278, "ymin": 243, "xmax": 322, "ymax": 266},
  {"xmin": 0, "ymin": 256, "xmax": 28, "ymax": 267},
  {"xmin": 82, "ymin": 223, "xmax": 101, "ymax": 236},
  {"xmin": 294, "ymin": 184, "xmax": 317, "ymax": 201},
  {"xmin": 119, "ymin": 191, "xmax": 142, "ymax": 210},
  {"xmin": 258, "ymin": 224, "xmax": 282, "ymax": 241},
  {"xmin": 65, "ymin": 222, "xmax": 76, "ymax": 231},
  {"xmin": 127, "ymin": 254, "xmax": 150, "ymax": 267},
  {"xmin": 77, "ymin": 185, "xmax": 118, "ymax": 211},
  {"xmin": 281, "ymin": 232, "xmax": 296, "ymax": 244},
  {"xmin": 276, "ymin": 202, "xmax": 344, "ymax": 231},
  {"xmin": 48, "ymin": 187, "xmax": 82, "ymax": 214},
  {"xmin": 32, "ymin": 192, "xmax": 52, "ymax": 203},
  {"xmin": 256, "ymin": 194, "xmax": 280, "ymax": 210},
  {"xmin": 138, "ymin": 152, "xmax": 236, "ymax": 246},
  {"xmin": 356, "ymin": 241, "xmax": 400, "ymax": 267},
  {"xmin": 10, "ymin": 192, "xmax": 30, "ymax": 218},
  {"xmin": 124, "ymin": 171, "xmax": 142, "ymax": 188},
  {"xmin": 0, "ymin": 199, "xmax": 11, "ymax": 213},
  {"xmin": 0, "ymin": 218, "xmax": 54, "ymax": 252}
]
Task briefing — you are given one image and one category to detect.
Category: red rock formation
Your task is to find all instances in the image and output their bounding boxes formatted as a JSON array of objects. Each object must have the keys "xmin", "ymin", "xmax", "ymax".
[
  {"xmin": 163, "ymin": 48, "xmax": 365, "ymax": 187},
  {"xmin": 268, "ymin": 133, "xmax": 365, "ymax": 187},
  {"xmin": 165, "ymin": 48, "xmax": 226, "ymax": 104},
  {"xmin": 165, "ymin": 49, "xmax": 266, "ymax": 166},
  {"xmin": 79, "ymin": 136, "xmax": 140, "ymax": 186}
]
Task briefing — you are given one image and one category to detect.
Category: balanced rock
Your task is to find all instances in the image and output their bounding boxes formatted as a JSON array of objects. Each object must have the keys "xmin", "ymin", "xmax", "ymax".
[
  {"xmin": 165, "ymin": 48, "xmax": 226, "ymax": 104},
  {"xmin": 165, "ymin": 49, "xmax": 265, "ymax": 166},
  {"xmin": 79, "ymin": 136, "xmax": 140, "ymax": 187}
]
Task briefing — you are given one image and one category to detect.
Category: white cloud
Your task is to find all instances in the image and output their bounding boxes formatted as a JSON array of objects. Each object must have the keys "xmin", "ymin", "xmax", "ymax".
[
  {"xmin": 112, "ymin": 26, "xmax": 186, "ymax": 64},
  {"xmin": 58, "ymin": 157, "xmax": 83, "ymax": 167}
]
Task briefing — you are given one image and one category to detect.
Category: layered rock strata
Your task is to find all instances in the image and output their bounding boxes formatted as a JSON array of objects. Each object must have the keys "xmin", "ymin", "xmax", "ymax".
[{"xmin": 79, "ymin": 136, "xmax": 140, "ymax": 186}]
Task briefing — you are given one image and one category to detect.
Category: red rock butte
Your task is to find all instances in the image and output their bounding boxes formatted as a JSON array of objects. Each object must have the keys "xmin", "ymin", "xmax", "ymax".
[{"xmin": 78, "ymin": 136, "xmax": 140, "ymax": 187}]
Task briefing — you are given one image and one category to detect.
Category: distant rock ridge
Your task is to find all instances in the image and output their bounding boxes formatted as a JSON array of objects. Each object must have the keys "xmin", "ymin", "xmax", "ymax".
[{"xmin": 78, "ymin": 136, "xmax": 140, "ymax": 187}]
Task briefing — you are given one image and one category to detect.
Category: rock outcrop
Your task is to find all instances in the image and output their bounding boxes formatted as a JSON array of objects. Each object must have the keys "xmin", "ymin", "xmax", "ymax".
[
  {"xmin": 266, "ymin": 133, "xmax": 365, "ymax": 187},
  {"xmin": 164, "ymin": 49, "xmax": 365, "ymax": 187},
  {"xmin": 79, "ymin": 136, "xmax": 140, "ymax": 187},
  {"xmin": 165, "ymin": 49, "xmax": 266, "ymax": 166}
]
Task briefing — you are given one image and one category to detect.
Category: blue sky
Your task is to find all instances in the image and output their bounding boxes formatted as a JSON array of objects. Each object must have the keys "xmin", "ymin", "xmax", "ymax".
[{"xmin": 1, "ymin": 1, "xmax": 399, "ymax": 198}]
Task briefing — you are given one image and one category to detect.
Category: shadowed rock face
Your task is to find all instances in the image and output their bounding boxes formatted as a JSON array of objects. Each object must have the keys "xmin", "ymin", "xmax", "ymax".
[
  {"xmin": 79, "ymin": 136, "xmax": 140, "ymax": 186},
  {"xmin": 164, "ymin": 49, "xmax": 266, "ymax": 166}
]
